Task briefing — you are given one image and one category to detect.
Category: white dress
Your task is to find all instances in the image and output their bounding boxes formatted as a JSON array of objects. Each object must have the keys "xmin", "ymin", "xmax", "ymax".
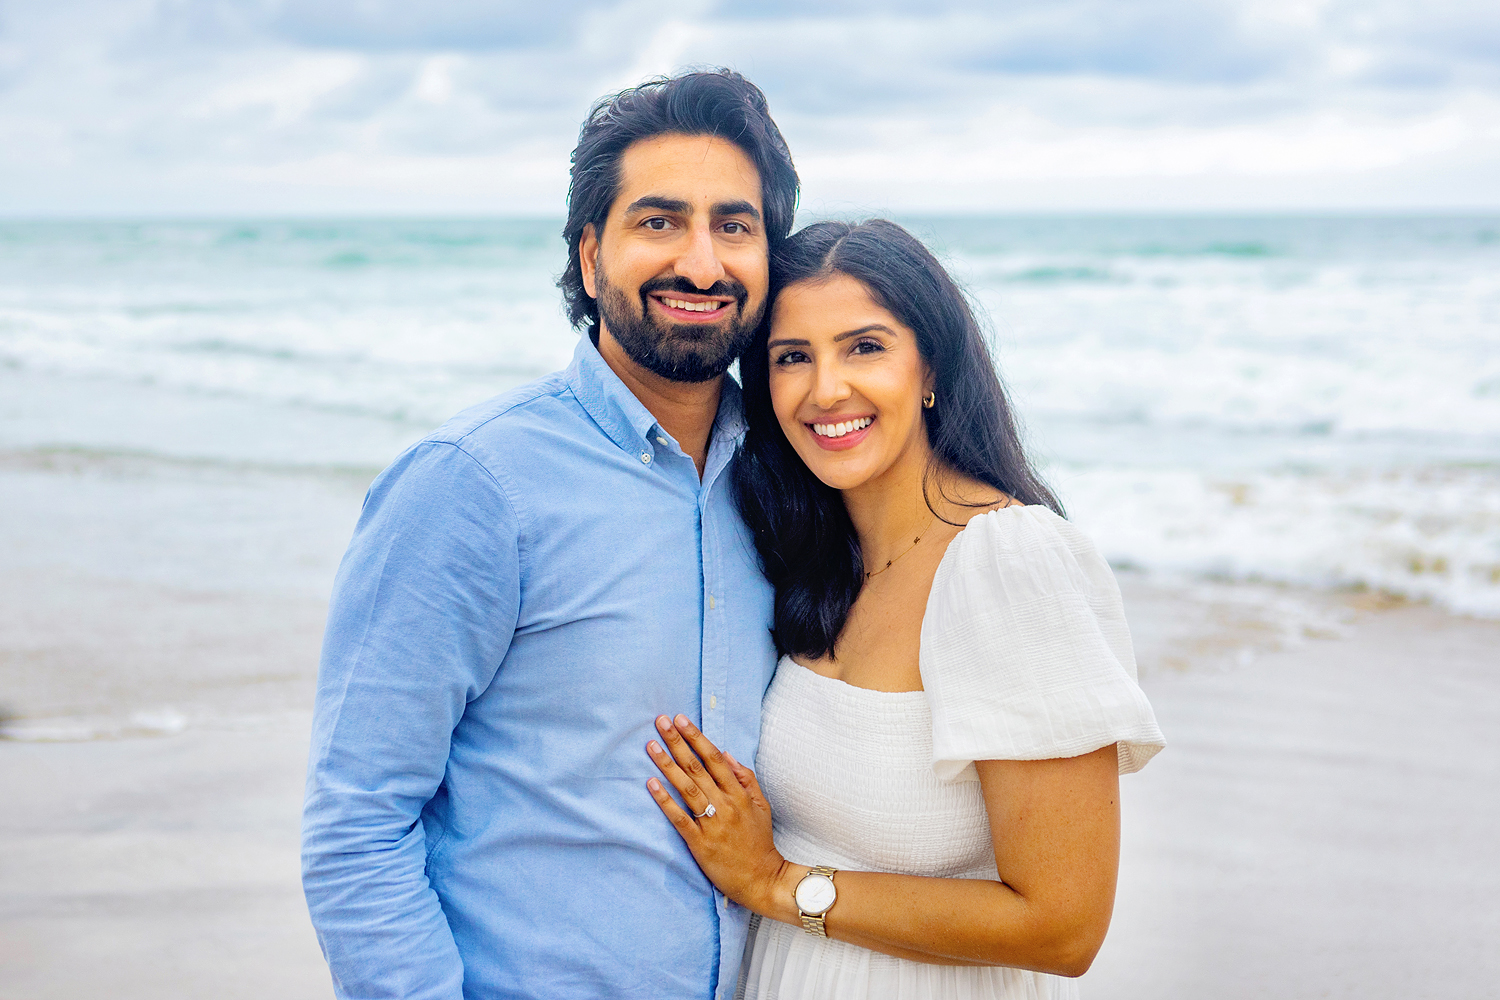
[{"xmin": 736, "ymin": 506, "xmax": 1166, "ymax": 1000}]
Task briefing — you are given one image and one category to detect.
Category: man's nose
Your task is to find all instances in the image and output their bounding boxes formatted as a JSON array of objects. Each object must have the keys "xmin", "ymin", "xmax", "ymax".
[{"xmin": 673, "ymin": 223, "xmax": 727, "ymax": 290}]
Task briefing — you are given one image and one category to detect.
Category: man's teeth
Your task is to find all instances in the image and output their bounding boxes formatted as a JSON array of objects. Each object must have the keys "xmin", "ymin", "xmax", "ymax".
[
  {"xmin": 661, "ymin": 297, "xmax": 723, "ymax": 312},
  {"xmin": 812, "ymin": 417, "xmax": 873, "ymax": 439}
]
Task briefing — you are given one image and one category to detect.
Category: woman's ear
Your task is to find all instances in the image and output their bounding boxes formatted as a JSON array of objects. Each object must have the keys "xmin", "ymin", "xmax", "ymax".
[{"xmin": 579, "ymin": 224, "xmax": 600, "ymax": 300}]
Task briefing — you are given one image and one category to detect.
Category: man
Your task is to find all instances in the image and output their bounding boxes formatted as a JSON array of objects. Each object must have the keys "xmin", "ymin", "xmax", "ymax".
[{"xmin": 301, "ymin": 70, "xmax": 799, "ymax": 1000}]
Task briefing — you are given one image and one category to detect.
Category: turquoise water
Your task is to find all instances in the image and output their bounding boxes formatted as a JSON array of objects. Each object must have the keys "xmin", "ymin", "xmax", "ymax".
[{"xmin": 2, "ymin": 215, "xmax": 1497, "ymax": 616}]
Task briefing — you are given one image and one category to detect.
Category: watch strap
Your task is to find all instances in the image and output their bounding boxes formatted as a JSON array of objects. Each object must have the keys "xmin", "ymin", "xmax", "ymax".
[{"xmin": 796, "ymin": 866, "xmax": 839, "ymax": 937}]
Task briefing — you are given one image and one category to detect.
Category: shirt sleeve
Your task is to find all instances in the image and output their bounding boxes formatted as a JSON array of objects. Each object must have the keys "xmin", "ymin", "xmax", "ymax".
[
  {"xmin": 301, "ymin": 440, "xmax": 522, "ymax": 1000},
  {"xmin": 920, "ymin": 506, "xmax": 1165, "ymax": 782}
]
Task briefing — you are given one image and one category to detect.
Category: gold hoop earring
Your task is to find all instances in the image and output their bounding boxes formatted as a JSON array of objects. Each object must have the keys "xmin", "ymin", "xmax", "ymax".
[{"xmin": 922, "ymin": 391, "xmax": 936, "ymax": 409}]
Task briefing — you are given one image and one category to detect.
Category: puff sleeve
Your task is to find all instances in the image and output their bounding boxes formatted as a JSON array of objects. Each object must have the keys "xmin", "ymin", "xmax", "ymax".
[{"xmin": 920, "ymin": 506, "xmax": 1165, "ymax": 780}]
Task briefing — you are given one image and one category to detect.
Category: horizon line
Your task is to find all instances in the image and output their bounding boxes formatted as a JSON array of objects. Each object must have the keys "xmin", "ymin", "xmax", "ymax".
[{"xmin": 4, "ymin": 206, "xmax": 1500, "ymax": 223}]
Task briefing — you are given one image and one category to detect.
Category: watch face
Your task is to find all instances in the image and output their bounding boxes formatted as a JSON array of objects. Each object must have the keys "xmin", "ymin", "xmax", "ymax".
[{"xmin": 795, "ymin": 873, "xmax": 837, "ymax": 915}]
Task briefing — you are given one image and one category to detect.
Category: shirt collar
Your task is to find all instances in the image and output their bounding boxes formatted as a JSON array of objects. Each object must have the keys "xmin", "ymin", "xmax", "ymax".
[
  {"xmin": 566, "ymin": 335, "xmax": 748, "ymax": 462},
  {"xmin": 567, "ymin": 335, "xmax": 662, "ymax": 458},
  {"xmin": 713, "ymin": 375, "xmax": 746, "ymax": 441}
]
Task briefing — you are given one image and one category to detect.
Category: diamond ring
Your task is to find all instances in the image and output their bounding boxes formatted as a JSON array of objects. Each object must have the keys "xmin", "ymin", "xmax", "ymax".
[{"xmin": 693, "ymin": 803, "xmax": 716, "ymax": 820}]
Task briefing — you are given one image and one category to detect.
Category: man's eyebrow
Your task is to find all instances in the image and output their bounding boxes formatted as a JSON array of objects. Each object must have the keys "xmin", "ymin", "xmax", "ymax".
[
  {"xmin": 713, "ymin": 199, "xmax": 761, "ymax": 221},
  {"xmin": 622, "ymin": 196, "xmax": 762, "ymax": 222},
  {"xmin": 767, "ymin": 325, "xmax": 896, "ymax": 350},
  {"xmin": 623, "ymin": 196, "xmax": 691, "ymax": 216}
]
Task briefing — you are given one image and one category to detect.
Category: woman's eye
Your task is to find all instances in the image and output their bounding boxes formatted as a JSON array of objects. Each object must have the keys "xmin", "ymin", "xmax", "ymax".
[
  {"xmin": 852, "ymin": 339, "xmax": 885, "ymax": 355},
  {"xmin": 772, "ymin": 349, "xmax": 809, "ymax": 366}
]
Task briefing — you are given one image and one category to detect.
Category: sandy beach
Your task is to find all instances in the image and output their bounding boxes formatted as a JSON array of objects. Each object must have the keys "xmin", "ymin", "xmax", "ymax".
[
  {"xmin": 1091, "ymin": 590, "xmax": 1500, "ymax": 999},
  {"xmin": 3, "ymin": 529, "xmax": 1496, "ymax": 998},
  {"xmin": 2, "ymin": 215, "xmax": 1496, "ymax": 997}
]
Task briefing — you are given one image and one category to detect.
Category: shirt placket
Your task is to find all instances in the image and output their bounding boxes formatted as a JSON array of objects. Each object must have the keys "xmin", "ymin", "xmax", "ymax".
[
  {"xmin": 698, "ymin": 485, "xmax": 723, "ymax": 751},
  {"xmin": 699, "ymin": 452, "xmax": 739, "ymax": 1000}
]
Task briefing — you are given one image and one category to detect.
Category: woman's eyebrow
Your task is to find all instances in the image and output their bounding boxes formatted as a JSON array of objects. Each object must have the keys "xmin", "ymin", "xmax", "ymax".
[
  {"xmin": 834, "ymin": 324, "xmax": 896, "ymax": 341},
  {"xmin": 767, "ymin": 325, "xmax": 897, "ymax": 350}
]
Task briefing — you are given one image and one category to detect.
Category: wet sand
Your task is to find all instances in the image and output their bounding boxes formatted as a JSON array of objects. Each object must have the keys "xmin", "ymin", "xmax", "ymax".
[
  {"xmin": 0, "ymin": 713, "xmax": 329, "ymax": 999},
  {"xmin": 1090, "ymin": 595, "xmax": 1500, "ymax": 999},
  {"xmin": 2, "ymin": 493, "xmax": 1497, "ymax": 997},
  {"xmin": 0, "ymin": 450, "xmax": 346, "ymax": 999}
]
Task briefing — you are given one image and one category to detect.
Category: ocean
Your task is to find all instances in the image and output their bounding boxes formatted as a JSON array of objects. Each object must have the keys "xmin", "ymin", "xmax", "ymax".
[
  {"xmin": 7, "ymin": 216, "xmax": 1497, "ymax": 999},
  {"xmin": 2, "ymin": 214, "xmax": 1497, "ymax": 639}
]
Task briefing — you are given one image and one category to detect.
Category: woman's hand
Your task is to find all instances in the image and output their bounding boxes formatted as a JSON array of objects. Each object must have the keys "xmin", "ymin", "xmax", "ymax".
[{"xmin": 647, "ymin": 714, "xmax": 790, "ymax": 914}]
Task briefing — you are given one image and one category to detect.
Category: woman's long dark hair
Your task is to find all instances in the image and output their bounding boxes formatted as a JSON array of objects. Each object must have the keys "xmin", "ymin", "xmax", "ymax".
[{"xmin": 733, "ymin": 219, "xmax": 1063, "ymax": 659}]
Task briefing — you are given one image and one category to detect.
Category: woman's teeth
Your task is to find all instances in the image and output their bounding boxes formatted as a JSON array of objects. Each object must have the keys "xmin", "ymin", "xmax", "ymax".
[
  {"xmin": 812, "ymin": 417, "xmax": 873, "ymax": 439},
  {"xmin": 661, "ymin": 297, "xmax": 722, "ymax": 312}
]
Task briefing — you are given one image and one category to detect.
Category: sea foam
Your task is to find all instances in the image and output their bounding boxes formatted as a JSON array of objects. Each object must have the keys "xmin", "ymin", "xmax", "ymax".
[{"xmin": 2, "ymin": 215, "xmax": 1497, "ymax": 618}]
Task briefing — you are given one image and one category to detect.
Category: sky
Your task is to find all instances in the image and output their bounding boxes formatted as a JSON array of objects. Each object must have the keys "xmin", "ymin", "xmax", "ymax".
[{"xmin": 2, "ymin": 0, "xmax": 1499, "ymax": 215}]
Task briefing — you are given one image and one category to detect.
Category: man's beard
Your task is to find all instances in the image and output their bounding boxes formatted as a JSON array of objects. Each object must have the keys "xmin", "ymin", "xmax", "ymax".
[{"xmin": 595, "ymin": 263, "xmax": 763, "ymax": 384}]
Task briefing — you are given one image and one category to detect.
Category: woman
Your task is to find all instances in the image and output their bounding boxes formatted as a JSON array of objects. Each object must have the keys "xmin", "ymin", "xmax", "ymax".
[{"xmin": 645, "ymin": 220, "xmax": 1165, "ymax": 998}]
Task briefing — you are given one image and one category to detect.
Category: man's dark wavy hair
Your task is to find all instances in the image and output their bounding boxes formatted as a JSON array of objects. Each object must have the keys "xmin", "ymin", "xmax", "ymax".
[
  {"xmin": 733, "ymin": 220, "xmax": 1064, "ymax": 660},
  {"xmin": 558, "ymin": 69, "xmax": 800, "ymax": 333}
]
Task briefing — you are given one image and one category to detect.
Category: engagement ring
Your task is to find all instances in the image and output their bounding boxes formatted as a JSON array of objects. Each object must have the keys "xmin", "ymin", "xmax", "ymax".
[{"xmin": 694, "ymin": 803, "xmax": 716, "ymax": 819}]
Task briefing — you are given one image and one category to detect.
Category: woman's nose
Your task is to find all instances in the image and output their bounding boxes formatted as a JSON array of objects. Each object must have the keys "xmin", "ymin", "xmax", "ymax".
[{"xmin": 810, "ymin": 362, "xmax": 852, "ymax": 408}]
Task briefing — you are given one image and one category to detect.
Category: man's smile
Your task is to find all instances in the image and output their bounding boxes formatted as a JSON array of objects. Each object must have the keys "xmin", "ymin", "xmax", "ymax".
[{"xmin": 648, "ymin": 291, "xmax": 736, "ymax": 322}]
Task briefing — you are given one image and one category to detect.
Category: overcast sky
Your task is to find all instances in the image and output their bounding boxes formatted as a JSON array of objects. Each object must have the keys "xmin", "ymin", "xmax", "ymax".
[{"xmin": 3, "ymin": 0, "xmax": 1498, "ymax": 215}]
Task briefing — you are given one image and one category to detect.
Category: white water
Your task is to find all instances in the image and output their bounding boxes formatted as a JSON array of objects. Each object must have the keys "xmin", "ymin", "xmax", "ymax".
[{"xmin": 2, "ymin": 215, "xmax": 1497, "ymax": 617}]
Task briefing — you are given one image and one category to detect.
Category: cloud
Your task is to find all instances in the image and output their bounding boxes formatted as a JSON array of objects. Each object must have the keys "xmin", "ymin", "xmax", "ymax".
[
  {"xmin": 148, "ymin": 0, "xmax": 611, "ymax": 51},
  {"xmin": 947, "ymin": 2, "xmax": 1295, "ymax": 85},
  {"xmin": 0, "ymin": 0, "xmax": 1497, "ymax": 213},
  {"xmin": 1323, "ymin": 0, "xmax": 1500, "ymax": 88}
]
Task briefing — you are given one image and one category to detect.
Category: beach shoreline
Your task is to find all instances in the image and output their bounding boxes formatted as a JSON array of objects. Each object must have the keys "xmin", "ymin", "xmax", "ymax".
[
  {"xmin": 3, "ymin": 556, "xmax": 1496, "ymax": 997},
  {"xmin": 1092, "ymin": 593, "xmax": 1500, "ymax": 999}
]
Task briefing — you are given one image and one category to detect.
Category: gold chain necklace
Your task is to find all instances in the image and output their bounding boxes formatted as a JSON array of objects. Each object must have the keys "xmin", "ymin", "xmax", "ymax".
[{"xmin": 864, "ymin": 514, "xmax": 939, "ymax": 579}]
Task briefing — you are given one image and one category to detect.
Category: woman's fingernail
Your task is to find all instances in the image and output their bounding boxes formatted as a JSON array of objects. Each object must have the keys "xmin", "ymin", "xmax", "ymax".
[
  {"xmin": 648, "ymin": 741, "xmax": 662, "ymax": 754},
  {"xmin": 657, "ymin": 715, "xmax": 672, "ymax": 731},
  {"xmin": 675, "ymin": 714, "xmax": 693, "ymax": 730},
  {"xmin": 648, "ymin": 778, "xmax": 661, "ymax": 792},
  {"xmin": 724, "ymin": 751, "xmax": 738, "ymax": 766}
]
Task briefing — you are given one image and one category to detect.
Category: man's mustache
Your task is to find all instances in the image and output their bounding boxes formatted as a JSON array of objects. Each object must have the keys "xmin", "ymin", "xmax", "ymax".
[{"xmin": 638, "ymin": 275, "xmax": 748, "ymax": 307}]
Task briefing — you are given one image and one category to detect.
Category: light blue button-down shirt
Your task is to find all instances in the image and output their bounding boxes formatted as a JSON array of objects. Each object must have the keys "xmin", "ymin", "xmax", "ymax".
[{"xmin": 302, "ymin": 336, "xmax": 778, "ymax": 1000}]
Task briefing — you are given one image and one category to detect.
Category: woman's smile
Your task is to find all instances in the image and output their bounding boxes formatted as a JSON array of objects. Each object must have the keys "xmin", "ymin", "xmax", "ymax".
[
  {"xmin": 768, "ymin": 274, "xmax": 932, "ymax": 492},
  {"xmin": 807, "ymin": 415, "xmax": 874, "ymax": 450}
]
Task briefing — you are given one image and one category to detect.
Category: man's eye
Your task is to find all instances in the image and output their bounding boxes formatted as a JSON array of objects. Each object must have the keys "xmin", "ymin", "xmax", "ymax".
[
  {"xmin": 644, "ymin": 217, "xmax": 670, "ymax": 231},
  {"xmin": 723, "ymin": 221, "xmax": 747, "ymax": 234}
]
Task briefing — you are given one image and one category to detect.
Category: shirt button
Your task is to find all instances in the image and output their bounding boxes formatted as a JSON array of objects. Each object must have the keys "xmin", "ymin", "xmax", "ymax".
[
  {"xmin": 640, "ymin": 452, "xmax": 651, "ymax": 464},
  {"xmin": 710, "ymin": 695, "xmax": 717, "ymax": 710},
  {"xmin": 656, "ymin": 435, "xmax": 670, "ymax": 446}
]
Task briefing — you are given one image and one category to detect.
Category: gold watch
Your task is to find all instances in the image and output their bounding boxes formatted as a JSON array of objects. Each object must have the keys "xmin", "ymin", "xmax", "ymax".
[{"xmin": 794, "ymin": 866, "xmax": 838, "ymax": 936}]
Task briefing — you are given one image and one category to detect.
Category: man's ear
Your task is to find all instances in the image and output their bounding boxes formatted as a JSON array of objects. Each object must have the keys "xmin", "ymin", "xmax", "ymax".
[{"xmin": 579, "ymin": 224, "xmax": 600, "ymax": 300}]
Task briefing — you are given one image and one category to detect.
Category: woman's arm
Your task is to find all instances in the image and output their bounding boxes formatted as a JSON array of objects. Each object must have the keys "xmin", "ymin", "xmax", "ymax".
[{"xmin": 647, "ymin": 714, "xmax": 1120, "ymax": 977}]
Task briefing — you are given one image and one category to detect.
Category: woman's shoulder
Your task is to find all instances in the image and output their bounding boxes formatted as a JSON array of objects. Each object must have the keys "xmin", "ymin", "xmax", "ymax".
[
  {"xmin": 948, "ymin": 500, "xmax": 1072, "ymax": 539},
  {"xmin": 938, "ymin": 504, "xmax": 1113, "ymax": 595},
  {"xmin": 921, "ymin": 505, "xmax": 1164, "ymax": 778},
  {"xmin": 923, "ymin": 503, "xmax": 1131, "ymax": 674}
]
